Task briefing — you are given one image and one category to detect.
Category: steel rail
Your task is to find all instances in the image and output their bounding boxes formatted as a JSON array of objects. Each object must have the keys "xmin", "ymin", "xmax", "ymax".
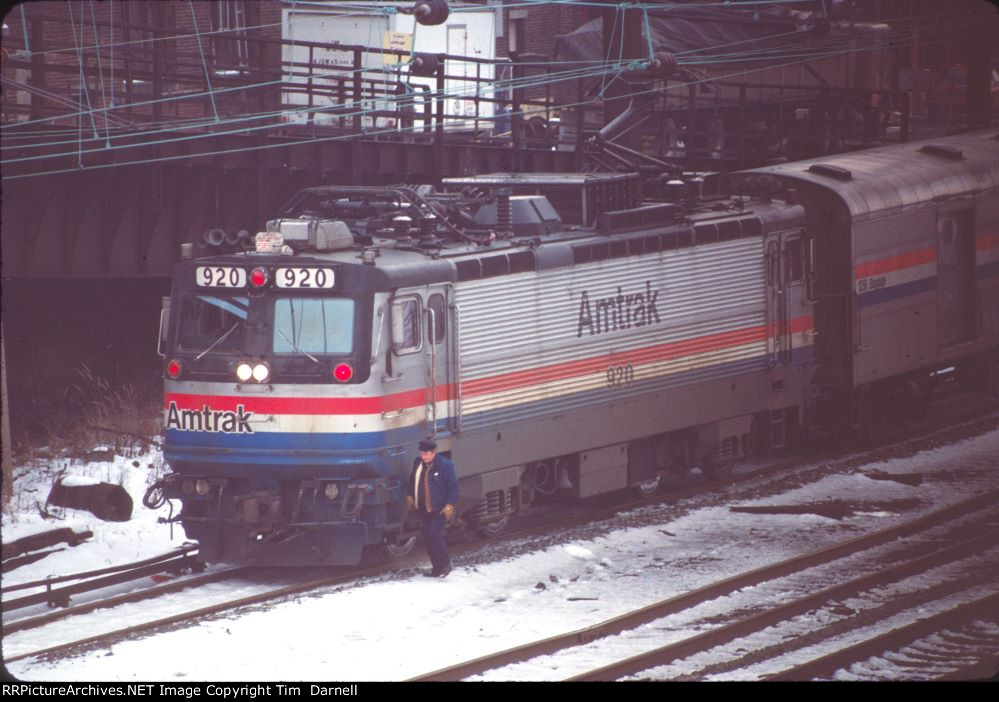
[
  {"xmin": 567, "ymin": 529, "xmax": 999, "ymax": 681},
  {"xmin": 3, "ymin": 565, "xmax": 250, "ymax": 636},
  {"xmin": 2, "ymin": 559, "xmax": 404, "ymax": 664},
  {"xmin": 411, "ymin": 490, "xmax": 999, "ymax": 681},
  {"xmin": 766, "ymin": 591, "xmax": 999, "ymax": 681},
  {"xmin": 8, "ymin": 409, "xmax": 996, "ymax": 667},
  {"xmin": 3, "ymin": 553, "xmax": 202, "ymax": 611},
  {"xmin": 3, "ymin": 545, "xmax": 198, "ymax": 594}
]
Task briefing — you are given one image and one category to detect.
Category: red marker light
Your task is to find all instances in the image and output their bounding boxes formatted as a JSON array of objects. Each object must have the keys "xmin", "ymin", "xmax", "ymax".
[
  {"xmin": 250, "ymin": 267, "xmax": 268, "ymax": 287},
  {"xmin": 167, "ymin": 359, "xmax": 183, "ymax": 379},
  {"xmin": 333, "ymin": 363, "xmax": 353, "ymax": 382}
]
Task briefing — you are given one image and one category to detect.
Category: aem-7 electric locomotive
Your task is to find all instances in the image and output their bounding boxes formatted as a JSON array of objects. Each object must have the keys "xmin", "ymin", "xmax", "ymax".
[{"xmin": 154, "ymin": 130, "xmax": 999, "ymax": 566}]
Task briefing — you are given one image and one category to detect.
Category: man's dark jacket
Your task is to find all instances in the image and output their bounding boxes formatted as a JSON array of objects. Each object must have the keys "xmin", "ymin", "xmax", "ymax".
[{"xmin": 407, "ymin": 454, "xmax": 459, "ymax": 513}]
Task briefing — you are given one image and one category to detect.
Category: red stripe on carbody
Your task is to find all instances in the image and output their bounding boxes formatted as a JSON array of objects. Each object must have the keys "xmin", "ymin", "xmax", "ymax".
[
  {"xmin": 164, "ymin": 389, "xmax": 431, "ymax": 415},
  {"xmin": 463, "ymin": 324, "xmax": 769, "ymax": 396},
  {"xmin": 166, "ymin": 315, "xmax": 814, "ymax": 415},
  {"xmin": 976, "ymin": 233, "xmax": 999, "ymax": 251},
  {"xmin": 854, "ymin": 247, "xmax": 936, "ymax": 279}
]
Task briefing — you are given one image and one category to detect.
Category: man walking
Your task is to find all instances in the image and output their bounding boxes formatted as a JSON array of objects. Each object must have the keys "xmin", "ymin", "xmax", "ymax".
[{"xmin": 406, "ymin": 439, "xmax": 459, "ymax": 577}]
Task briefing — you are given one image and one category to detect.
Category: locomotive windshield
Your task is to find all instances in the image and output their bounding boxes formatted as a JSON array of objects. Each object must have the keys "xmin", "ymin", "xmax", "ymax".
[
  {"xmin": 178, "ymin": 295, "xmax": 247, "ymax": 353},
  {"xmin": 273, "ymin": 297, "xmax": 354, "ymax": 355}
]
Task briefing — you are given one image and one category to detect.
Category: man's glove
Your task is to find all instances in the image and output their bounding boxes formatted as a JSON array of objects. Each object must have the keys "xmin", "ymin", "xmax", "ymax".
[
  {"xmin": 405, "ymin": 496, "xmax": 415, "ymax": 510},
  {"xmin": 441, "ymin": 504, "xmax": 455, "ymax": 520}
]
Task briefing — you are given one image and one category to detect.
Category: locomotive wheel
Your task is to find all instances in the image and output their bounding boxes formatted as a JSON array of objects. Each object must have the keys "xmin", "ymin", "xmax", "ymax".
[
  {"xmin": 475, "ymin": 514, "xmax": 511, "ymax": 538},
  {"xmin": 632, "ymin": 474, "xmax": 663, "ymax": 499},
  {"xmin": 700, "ymin": 456, "xmax": 733, "ymax": 481},
  {"xmin": 381, "ymin": 536, "xmax": 417, "ymax": 560}
]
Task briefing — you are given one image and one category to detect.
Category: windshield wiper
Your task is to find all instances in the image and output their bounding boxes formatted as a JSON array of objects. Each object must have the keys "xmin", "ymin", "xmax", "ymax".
[
  {"xmin": 196, "ymin": 322, "xmax": 241, "ymax": 361},
  {"xmin": 275, "ymin": 328, "xmax": 321, "ymax": 364}
]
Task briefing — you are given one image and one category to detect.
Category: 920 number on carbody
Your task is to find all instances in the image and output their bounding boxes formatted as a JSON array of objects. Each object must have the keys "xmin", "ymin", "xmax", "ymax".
[{"xmin": 606, "ymin": 363, "xmax": 634, "ymax": 388}]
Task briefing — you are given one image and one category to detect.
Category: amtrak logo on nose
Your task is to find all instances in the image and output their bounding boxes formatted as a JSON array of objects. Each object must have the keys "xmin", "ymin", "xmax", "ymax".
[
  {"xmin": 576, "ymin": 281, "xmax": 662, "ymax": 337},
  {"xmin": 165, "ymin": 402, "xmax": 254, "ymax": 433}
]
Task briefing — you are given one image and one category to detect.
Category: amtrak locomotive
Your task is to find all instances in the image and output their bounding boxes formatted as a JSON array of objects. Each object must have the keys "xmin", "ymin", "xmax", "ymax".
[{"xmin": 152, "ymin": 130, "xmax": 999, "ymax": 566}]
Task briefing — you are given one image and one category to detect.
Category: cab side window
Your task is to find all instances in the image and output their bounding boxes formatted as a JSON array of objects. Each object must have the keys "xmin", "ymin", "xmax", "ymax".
[
  {"xmin": 391, "ymin": 296, "xmax": 421, "ymax": 353},
  {"xmin": 785, "ymin": 236, "xmax": 804, "ymax": 284},
  {"xmin": 428, "ymin": 294, "xmax": 446, "ymax": 344}
]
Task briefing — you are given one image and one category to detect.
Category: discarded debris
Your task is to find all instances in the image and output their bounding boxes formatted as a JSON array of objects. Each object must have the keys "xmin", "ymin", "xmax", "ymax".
[
  {"xmin": 730, "ymin": 502, "xmax": 851, "ymax": 520},
  {"xmin": 863, "ymin": 469, "xmax": 924, "ymax": 487},
  {"xmin": 2, "ymin": 527, "xmax": 94, "ymax": 561},
  {"xmin": 47, "ymin": 478, "xmax": 133, "ymax": 522}
]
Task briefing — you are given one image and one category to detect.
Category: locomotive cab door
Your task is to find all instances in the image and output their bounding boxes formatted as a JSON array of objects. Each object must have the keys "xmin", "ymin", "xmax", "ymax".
[
  {"xmin": 388, "ymin": 286, "xmax": 457, "ymax": 438},
  {"xmin": 424, "ymin": 286, "xmax": 457, "ymax": 437}
]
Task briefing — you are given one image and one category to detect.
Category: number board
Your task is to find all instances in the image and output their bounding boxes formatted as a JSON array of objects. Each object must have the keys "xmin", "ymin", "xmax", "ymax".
[
  {"xmin": 276, "ymin": 267, "xmax": 336, "ymax": 289},
  {"xmin": 196, "ymin": 266, "xmax": 246, "ymax": 288}
]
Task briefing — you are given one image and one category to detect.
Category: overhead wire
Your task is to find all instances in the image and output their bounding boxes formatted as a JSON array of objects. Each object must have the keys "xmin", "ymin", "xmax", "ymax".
[
  {"xmin": 2, "ymin": 6, "xmax": 973, "ymax": 145},
  {"xmin": 2, "ymin": 3, "xmax": 975, "ymax": 136},
  {"xmin": 1, "ymin": 20, "xmax": 981, "ymax": 173},
  {"xmin": 187, "ymin": 0, "xmax": 221, "ymax": 122},
  {"xmin": 87, "ymin": 0, "xmax": 111, "ymax": 145},
  {"xmin": 1, "ymin": 54, "xmax": 638, "ymax": 165},
  {"xmin": 6, "ymin": 18, "xmax": 981, "ymax": 184},
  {"xmin": 2, "ymin": 3, "xmax": 992, "ymax": 178}
]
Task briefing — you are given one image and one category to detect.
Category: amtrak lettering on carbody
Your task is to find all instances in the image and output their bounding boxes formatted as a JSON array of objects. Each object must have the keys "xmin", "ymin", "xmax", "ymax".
[
  {"xmin": 577, "ymin": 281, "xmax": 661, "ymax": 337},
  {"xmin": 165, "ymin": 401, "xmax": 253, "ymax": 433}
]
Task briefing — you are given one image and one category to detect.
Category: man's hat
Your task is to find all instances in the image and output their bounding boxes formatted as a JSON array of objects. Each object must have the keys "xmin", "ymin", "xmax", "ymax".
[{"xmin": 418, "ymin": 439, "xmax": 438, "ymax": 452}]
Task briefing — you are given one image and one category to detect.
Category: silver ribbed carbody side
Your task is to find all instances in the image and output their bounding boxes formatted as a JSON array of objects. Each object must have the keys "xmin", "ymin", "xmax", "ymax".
[{"xmin": 453, "ymin": 237, "xmax": 767, "ymax": 430}]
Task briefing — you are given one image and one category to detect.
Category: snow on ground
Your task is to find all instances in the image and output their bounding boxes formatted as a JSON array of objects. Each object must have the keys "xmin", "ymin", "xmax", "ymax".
[
  {"xmin": 3, "ymin": 425, "xmax": 998, "ymax": 681},
  {"xmin": 3, "ymin": 448, "xmax": 178, "ymax": 587}
]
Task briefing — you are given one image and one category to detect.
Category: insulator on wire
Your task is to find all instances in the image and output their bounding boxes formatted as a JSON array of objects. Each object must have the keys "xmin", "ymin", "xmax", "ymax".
[
  {"xmin": 410, "ymin": 52, "xmax": 440, "ymax": 77},
  {"xmin": 648, "ymin": 52, "xmax": 677, "ymax": 77},
  {"xmin": 414, "ymin": 0, "xmax": 449, "ymax": 26}
]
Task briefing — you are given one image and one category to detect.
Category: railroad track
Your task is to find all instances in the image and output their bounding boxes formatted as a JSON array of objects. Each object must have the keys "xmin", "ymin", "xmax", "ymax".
[
  {"xmin": 3, "ymin": 544, "xmax": 202, "ymax": 612},
  {"xmin": 6, "ymin": 408, "xmax": 995, "ymax": 669},
  {"xmin": 766, "ymin": 595, "xmax": 999, "ymax": 681},
  {"xmin": 0, "ymin": 439, "xmax": 809, "ymax": 663},
  {"xmin": 410, "ymin": 490, "xmax": 999, "ymax": 681},
  {"xmin": 2, "ymin": 563, "xmax": 251, "ymax": 637}
]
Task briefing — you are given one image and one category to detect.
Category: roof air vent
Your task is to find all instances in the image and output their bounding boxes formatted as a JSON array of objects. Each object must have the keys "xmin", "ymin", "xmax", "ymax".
[
  {"xmin": 919, "ymin": 144, "xmax": 963, "ymax": 160},
  {"xmin": 807, "ymin": 163, "xmax": 852, "ymax": 181}
]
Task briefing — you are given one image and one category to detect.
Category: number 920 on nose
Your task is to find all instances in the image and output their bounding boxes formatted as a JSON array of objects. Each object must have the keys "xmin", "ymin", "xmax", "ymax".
[{"xmin": 276, "ymin": 267, "xmax": 336, "ymax": 289}]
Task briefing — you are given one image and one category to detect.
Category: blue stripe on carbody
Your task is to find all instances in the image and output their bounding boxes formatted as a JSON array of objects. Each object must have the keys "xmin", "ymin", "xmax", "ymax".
[
  {"xmin": 856, "ymin": 276, "xmax": 937, "ymax": 308},
  {"xmin": 164, "ymin": 423, "xmax": 428, "ymax": 466},
  {"xmin": 166, "ymin": 346, "xmax": 813, "ymax": 466}
]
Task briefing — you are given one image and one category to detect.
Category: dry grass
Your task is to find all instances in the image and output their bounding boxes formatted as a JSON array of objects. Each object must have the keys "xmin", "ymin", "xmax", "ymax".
[{"xmin": 11, "ymin": 363, "xmax": 161, "ymax": 460}]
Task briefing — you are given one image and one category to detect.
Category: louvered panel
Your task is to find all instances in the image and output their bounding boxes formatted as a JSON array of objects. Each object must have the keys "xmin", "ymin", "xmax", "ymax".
[
  {"xmin": 453, "ymin": 237, "xmax": 768, "ymax": 425},
  {"xmin": 455, "ymin": 238, "xmax": 765, "ymax": 378}
]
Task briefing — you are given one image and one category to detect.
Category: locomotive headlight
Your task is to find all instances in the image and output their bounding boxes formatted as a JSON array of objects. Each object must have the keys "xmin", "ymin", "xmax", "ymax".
[
  {"xmin": 252, "ymin": 363, "xmax": 270, "ymax": 383},
  {"xmin": 236, "ymin": 363, "xmax": 253, "ymax": 382},
  {"xmin": 195, "ymin": 479, "xmax": 211, "ymax": 496},
  {"xmin": 324, "ymin": 482, "xmax": 339, "ymax": 500},
  {"xmin": 181, "ymin": 480, "xmax": 195, "ymax": 495}
]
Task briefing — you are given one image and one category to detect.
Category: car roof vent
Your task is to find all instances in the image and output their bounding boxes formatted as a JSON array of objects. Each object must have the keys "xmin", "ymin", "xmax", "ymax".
[
  {"xmin": 919, "ymin": 144, "xmax": 964, "ymax": 160},
  {"xmin": 807, "ymin": 163, "xmax": 852, "ymax": 181}
]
